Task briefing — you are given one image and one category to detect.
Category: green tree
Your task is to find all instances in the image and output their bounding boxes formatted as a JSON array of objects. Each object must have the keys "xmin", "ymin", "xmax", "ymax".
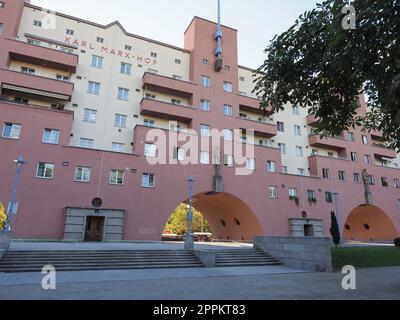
[
  {"xmin": 254, "ymin": 0, "xmax": 400, "ymax": 149},
  {"xmin": 0, "ymin": 202, "xmax": 6, "ymax": 230},
  {"xmin": 164, "ymin": 204, "xmax": 211, "ymax": 235},
  {"xmin": 330, "ymin": 211, "xmax": 341, "ymax": 247}
]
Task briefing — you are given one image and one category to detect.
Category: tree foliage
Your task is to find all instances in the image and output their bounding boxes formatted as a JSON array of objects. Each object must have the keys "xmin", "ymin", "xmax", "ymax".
[
  {"xmin": 330, "ymin": 211, "xmax": 341, "ymax": 247},
  {"xmin": 164, "ymin": 203, "xmax": 211, "ymax": 235},
  {"xmin": 0, "ymin": 202, "xmax": 6, "ymax": 231},
  {"xmin": 254, "ymin": 0, "xmax": 400, "ymax": 149}
]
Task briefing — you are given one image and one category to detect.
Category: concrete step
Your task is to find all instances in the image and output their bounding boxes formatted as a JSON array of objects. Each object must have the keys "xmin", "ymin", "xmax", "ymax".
[{"xmin": 214, "ymin": 249, "xmax": 282, "ymax": 267}]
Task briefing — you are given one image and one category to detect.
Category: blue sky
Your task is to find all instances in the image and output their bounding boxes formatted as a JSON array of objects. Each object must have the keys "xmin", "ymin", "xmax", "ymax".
[{"xmin": 32, "ymin": 0, "xmax": 318, "ymax": 68}]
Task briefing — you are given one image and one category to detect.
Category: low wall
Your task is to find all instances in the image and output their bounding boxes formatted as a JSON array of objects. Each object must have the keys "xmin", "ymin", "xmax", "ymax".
[
  {"xmin": 193, "ymin": 250, "xmax": 215, "ymax": 268},
  {"xmin": 0, "ymin": 232, "xmax": 11, "ymax": 250},
  {"xmin": 254, "ymin": 237, "xmax": 333, "ymax": 272},
  {"xmin": 0, "ymin": 249, "xmax": 4, "ymax": 259}
]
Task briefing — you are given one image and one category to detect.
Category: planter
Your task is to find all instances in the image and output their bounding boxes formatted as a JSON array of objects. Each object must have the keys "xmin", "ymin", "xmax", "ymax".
[{"xmin": 0, "ymin": 231, "xmax": 12, "ymax": 250}]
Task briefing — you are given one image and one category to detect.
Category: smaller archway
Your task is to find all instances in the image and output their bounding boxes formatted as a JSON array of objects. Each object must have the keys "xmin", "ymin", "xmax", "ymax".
[{"xmin": 344, "ymin": 205, "xmax": 398, "ymax": 242}]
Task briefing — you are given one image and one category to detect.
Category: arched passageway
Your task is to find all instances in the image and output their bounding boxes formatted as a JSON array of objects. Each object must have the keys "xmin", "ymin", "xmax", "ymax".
[
  {"xmin": 163, "ymin": 192, "xmax": 263, "ymax": 241},
  {"xmin": 344, "ymin": 205, "xmax": 398, "ymax": 242}
]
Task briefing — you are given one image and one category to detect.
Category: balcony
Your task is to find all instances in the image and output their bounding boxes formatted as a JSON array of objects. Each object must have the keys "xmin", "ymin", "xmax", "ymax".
[
  {"xmin": 142, "ymin": 73, "xmax": 196, "ymax": 100},
  {"xmin": 371, "ymin": 143, "xmax": 397, "ymax": 159},
  {"xmin": 6, "ymin": 38, "xmax": 79, "ymax": 73},
  {"xmin": 140, "ymin": 98, "xmax": 197, "ymax": 123},
  {"xmin": 370, "ymin": 130, "xmax": 385, "ymax": 142},
  {"xmin": 236, "ymin": 93, "xmax": 266, "ymax": 114},
  {"xmin": 307, "ymin": 114, "xmax": 320, "ymax": 126},
  {"xmin": 235, "ymin": 117, "xmax": 277, "ymax": 138},
  {"xmin": 0, "ymin": 68, "xmax": 74, "ymax": 101},
  {"xmin": 308, "ymin": 134, "xmax": 347, "ymax": 151}
]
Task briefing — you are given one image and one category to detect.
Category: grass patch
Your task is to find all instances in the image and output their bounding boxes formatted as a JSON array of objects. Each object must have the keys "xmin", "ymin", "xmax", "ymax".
[{"xmin": 332, "ymin": 247, "xmax": 400, "ymax": 271}]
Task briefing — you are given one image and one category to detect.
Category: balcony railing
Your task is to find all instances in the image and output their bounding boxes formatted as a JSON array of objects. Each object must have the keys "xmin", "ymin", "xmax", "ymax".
[
  {"xmin": 308, "ymin": 134, "xmax": 347, "ymax": 151},
  {"xmin": 140, "ymin": 98, "xmax": 197, "ymax": 123},
  {"xmin": 371, "ymin": 143, "xmax": 397, "ymax": 159},
  {"xmin": 0, "ymin": 68, "xmax": 74, "ymax": 101},
  {"xmin": 142, "ymin": 72, "xmax": 196, "ymax": 99}
]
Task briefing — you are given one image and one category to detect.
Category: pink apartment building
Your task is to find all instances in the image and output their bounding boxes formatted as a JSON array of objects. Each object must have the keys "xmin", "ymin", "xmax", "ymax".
[{"xmin": 0, "ymin": 0, "xmax": 399, "ymax": 242}]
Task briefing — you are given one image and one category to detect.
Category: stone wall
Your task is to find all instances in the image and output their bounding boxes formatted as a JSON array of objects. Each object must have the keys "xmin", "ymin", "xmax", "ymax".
[
  {"xmin": 0, "ymin": 232, "xmax": 11, "ymax": 250},
  {"xmin": 254, "ymin": 236, "xmax": 333, "ymax": 272}
]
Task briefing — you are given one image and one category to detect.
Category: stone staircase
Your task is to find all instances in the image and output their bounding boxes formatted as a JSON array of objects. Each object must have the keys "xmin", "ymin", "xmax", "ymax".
[
  {"xmin": 0, "ymin": 250, "xmax": 204, "ymax": 273},
  {"xmin": 214, "ymin": 249, "xmax": 282, "ymax": 267}
]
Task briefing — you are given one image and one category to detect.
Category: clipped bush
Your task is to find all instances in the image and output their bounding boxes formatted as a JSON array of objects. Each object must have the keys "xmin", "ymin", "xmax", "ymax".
[{"xmin": 394, "ymin": 238, "xmax": 400, "ymax": 248}]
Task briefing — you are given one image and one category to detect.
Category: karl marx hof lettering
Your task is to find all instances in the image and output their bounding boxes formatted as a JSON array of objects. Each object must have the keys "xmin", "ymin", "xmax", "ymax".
[{"xmin": 64, "ymin": 37, "xmax": 158, "ymax": 65}]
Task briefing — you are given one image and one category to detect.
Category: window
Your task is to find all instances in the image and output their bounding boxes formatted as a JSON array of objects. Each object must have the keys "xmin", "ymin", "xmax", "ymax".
[
  {"xmin": 223, "ymin": 82, "xmax": 233, "ymax": 93},
  {"xmin": 173, "ymin": 75, "xmax": 182, "ymax": 80},
  {"xmin": 117, "ymin": 87, "xmax": 129, "ymax": 101},
  {"xmin": 354, "ymin": 173, "xmax": 361, "ymax": 184},
  {"xmin": 288, "ymin": 188, "xmax": 297, "ymax": 197},
  {"xmin": 281, "ymin": 166, "xmax": 288, "ymax": 174},
  {"xmin": 278, "ymin": 143, "xmax": 286, "ymax": 155},
  {"xmin": 347, "ymin": 132, "xmax": 355, "ymax": 142},
  {"xmin": 96, "ymin": 37, "xmax": 104, "ymax": 43},
  {"xmin": 145, "ymin": 93, "xmax": 156, "ymax": 100},
  {"xmin": 21, "ymin": 67, "xmax": 35, "ymax": 74},
  {"xmin": 269, "ymin": 186, "xmax": 278, "ymax": 199},
  {"xmin": 171, "ymin": 99, "xmax": 181, "ymax": 105},
  {"xmin": 0, "ymin": 23, "xmax": 3, "ymax": 35},
  {"xmin": 83, "ymin": 109, "xmax": 97, "ymax": 123},
  {"xmin": 142, "ymin": 173, "xmax": 156, "ymax": 188},
  {"xmin": 267, "ymin": 161, "xmax": 277, "ymax": 173},
  {"xmin": 239, "ymin": 76, "xmax": 245, "ymax": 81},
  {"xmin": 322, "ymin": 168, "xmax": 331, "ymax": 180},
  {"xmin": 200, "ymin": 124, "xmax": 210, "ymax": 137},
  {"xmin": 364, "ymin": 154, "xmax": 372, "ymax": 165},
  {"xmin": 112, "ymin": 143, "xmax": 125, "ymax": 153},
  {"xmin": 328, "ymin": 152, "xmax": 334, "ymax": 158},
  {"xmin": 277, "ymin": 122, "xmax": 285, "ymax": 132},
  {"xmin": 109, "ymin": 170, "xmax": 124, "ymax": 185},
  {"xmin": 175, "ymin": 59, "xmax": 181, "ymax": 64},
  {"xmin": 27, "ymin": 39, "xmax": 41, "ymax": 46},
  {"xmin": 294, "ymin": 125, "xmax": 302, "ymax": 136},
  {"xmin": 351, "ymin": 152, "xmax": 358, "ymax": 163},
  {"xmin": 394, "ymin": 178, "xmax": 400, "ymax": 189},
  {"xmin": 144, "ymin": 119, "xmax": 155, "ymax": 127},
  {"xmin": 295, "ymin": 146, "xmax": 304, "ymax": 157},
  {"xmin": 36, "ymin": 163, "xmax": 54, "ymax": 179},
  {"xmin": 246, "ymin": 159, "xmax": 256, "ymax": 171},
  {"xmin": 362, "ymin": 135, "xmax": 369, "ymax": 145},
  {"xmin": 79, "ymin": 138, "xmax": 94, "ymax": 149},
  {"xmin": 42, "ymin": 129, "xmax": 59, "ymax": 145},
  {"xmin": 114, "ymin": 114, "xmax": 127, "ymax": 128},
  {"xmin": 2, "ymin": 123, "xmax": 21, "ymax": 139},
  {"xmin": 292, "ymin": 105, "xmax": 300, "ymax": 115},
  {"xmin": 33, "ymin": 20, "xmax": 42, "ymax": 27},
  {"xmin": 0, "ymin": 2, "xmax": 5, "ymax": 8},
  {"xmin": 224, "ymin": 129, "xmax": 233, "ymax": 141},
  {"xmin": 225, "ymin": 65, "xmax": 231, "ymax": 71},
  {"xmin": 298, "ymin": 168, "xmax": 305, "ymax": 176},
  {"xmin": 338, "ymin": 171, "xmax": 346, "ymax": 182},
  {"xmin": 14, "ymin": 97, "xmax": 29, "ymax": 104},
  {"xmin": 91, "ymin": 55, "xmax": 104, "ymax": 68},
  {"xmin": 202, "ymin": 59, "xmax": 209, "ymax": 65},
  {"xmin": 223, "ymin": 104, "xmax": 233, "ymax": 116},
  {"xmin": 397, "ymin": 199, "xmax": 400, "ymax": 209},
  {"xmin": 200, "ymin": 152, "xmax": 210, "ymax": 165},
  {"xmin": 381, "ymin": 177, "xmax": 389, "ymax": 187},
  {"xmin": 87, "ymin": 81, "xmax": 100, "ymax": 95},
  {"xmin": 173, "ymin": 148, "xmax": 185, "ymax": 161},
  {"xmin": 66, "ymin": 29, "xmax": 74, "ymax": 35},
  {"xmin": 325, "ymin": 192, "xmax": 333, "ymax": 203},
  {"xmin": 170, "ymin": 123, "xmax": 182, "ymax": 132},
  {"xmin": 307, "ymin": 190, "xmax": 317, "ymax": 201},
  {"xmin": 120, "ymin": 62, "xmax": 132, "ymax": 75},
  {"xmin": 125, "ymin": 45, "xmax": 132, "ymax": 51},
  {"xmin": 74, "ymin": 167, "xmax": 91, "ymax": 182},
  {"xmin": 201, "ymin": 76, "xmax": 211, "ymax": 87},
  {"xmin": 144, "ymin": 144, "xmax": 157, "ymax": 157},
  {"xmin": 367, "ymin": 175, "xmax": 375, "ymax": 185},
  {"xmin": 56, "ymin": 74, "xmax": 69, "ymax": 81},
  {"xmin": 150, "ymin": 52, "xmax": 157, "ymax": 58},
  {"xmin": 224, "ymin": 155, "xmax": 234, "ymax": 167},
  {"xmin": 200, "ymin": 99, "xmax": 210, "ymax": 112}
]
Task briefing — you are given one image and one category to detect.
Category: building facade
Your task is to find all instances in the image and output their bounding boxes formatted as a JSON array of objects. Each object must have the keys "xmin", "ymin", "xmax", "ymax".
[{"xmin": 0, "ymin": 0, "xmax": 399, "ymax": 242}]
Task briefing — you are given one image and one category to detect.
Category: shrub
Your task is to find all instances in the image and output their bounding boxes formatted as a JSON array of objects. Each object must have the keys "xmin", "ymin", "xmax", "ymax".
[{"xmin": 394, "ymin": 238, "xmax": 400, "ymax": 248}]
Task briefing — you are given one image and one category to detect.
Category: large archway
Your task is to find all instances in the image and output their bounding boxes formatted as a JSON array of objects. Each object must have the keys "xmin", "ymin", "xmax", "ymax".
[
  {"xmin": 344, "ymin": 205, "xmax": 398, "ymax": 242},
  {"xmin": 163, "ymin": 192, "xmax": 263, "ymax": 242}
]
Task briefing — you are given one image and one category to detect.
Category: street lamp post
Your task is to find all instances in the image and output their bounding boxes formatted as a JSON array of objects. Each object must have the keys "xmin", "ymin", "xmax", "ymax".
[
  {"xmin": 184, "ymin": 176, "xmax": 195, "ymax": 250},
  {"xmin": 3, "ymin": 155, "xmax": 27, "ymax": 233}
]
